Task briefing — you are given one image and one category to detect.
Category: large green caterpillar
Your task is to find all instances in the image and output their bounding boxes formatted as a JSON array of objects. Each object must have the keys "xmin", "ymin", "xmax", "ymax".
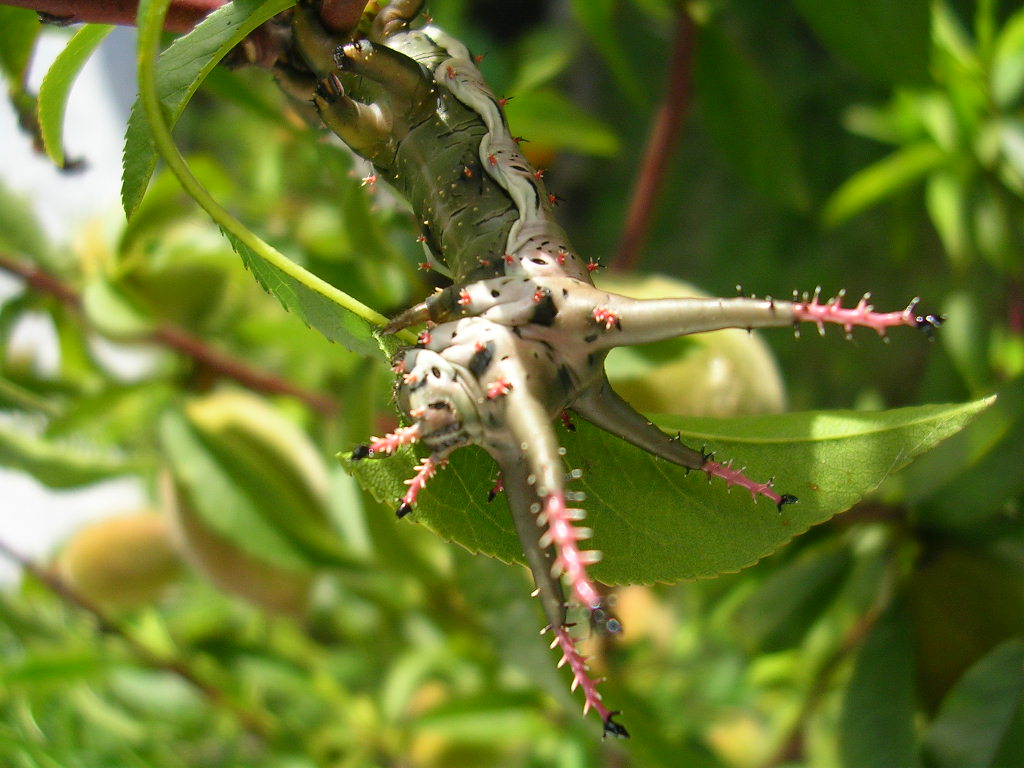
[{"xmin": 285, "ymin": 0, "xmax": 941, "ymax": 737}]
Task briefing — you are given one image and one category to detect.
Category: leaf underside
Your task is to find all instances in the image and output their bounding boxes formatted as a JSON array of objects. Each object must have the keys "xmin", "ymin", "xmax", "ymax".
[{"xmin": 344, "ymin": 398, "xmax": 991, "ymax": 584}]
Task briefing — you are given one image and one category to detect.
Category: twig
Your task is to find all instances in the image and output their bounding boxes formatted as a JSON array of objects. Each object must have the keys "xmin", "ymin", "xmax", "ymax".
[
  {"xmin": 317, "ymin": 0, "xmax": 369, "ymax": 32},
  {"xmin": 0, "ymin": 535, "xmax": 274, "ymax": 737},
  {"xmin": 1, "ymin": 0, "xmax": 227, "ymax": 32},
  {"xmin": 0, "ymin": 252, "xmax": 338, "ymax": 415},
  {"xmin": 760, "ymin": 607, "xmax": 882, "ymax": 768},
  {"xmin": 611, "ymin": 9, "xmax": 697, "ymax": 272}
]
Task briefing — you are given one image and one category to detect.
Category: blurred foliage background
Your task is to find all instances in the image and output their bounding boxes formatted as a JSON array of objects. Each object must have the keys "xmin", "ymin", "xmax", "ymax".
[{"xmin": 0, "ymin": 0, "xmax": 1022, "ymax": 766}]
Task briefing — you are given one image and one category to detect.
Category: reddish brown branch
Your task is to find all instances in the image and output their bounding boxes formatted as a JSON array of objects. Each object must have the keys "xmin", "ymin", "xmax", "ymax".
[
  {"xmin": 5, "ymin": 0, "xmax": 371, "ymax": 35},
  {"xmin": 3, "ymin": 0, "xmax": 227, "ymax": 32},
  {"xmin": 0, "ymin": 535, "xmax": 273, "ymax": 736},
  {"xmin": 0, "ymin": 252, "xmax": 338, "ymax": 415},
  {"xmin": 761, "ymin": 606, "xmax": 882, "ymax": 768},
  {"xmin": 611, "ymin": 9, "xmax": 697, "ymax": 272},
  {"xmin": 317, "ymin": 0, "xmax": 368, "ymax": 32}
]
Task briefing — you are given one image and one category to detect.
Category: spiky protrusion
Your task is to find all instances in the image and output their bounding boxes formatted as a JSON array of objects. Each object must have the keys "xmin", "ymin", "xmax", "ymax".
[
  {"xmin": 397, "ymin": 455, "xmax": 446, "ymax": 516},
  {"xmin": 539, "ymin": 493, "xmax": 603, "ymax": 612},
  {"xmin": 551, "ymin": 625, "xmax": 629, "ymax": 738},
  {"xmin": 353, "ymin": 424, "xmax": 421, "ymax": 459},
  {"xmin": 791, "ymin": 288, "xmax": 944, "ymax": 338},
  {"xmin": 700, "ymin": 458, "xmax": 798, "ymax": 510}
]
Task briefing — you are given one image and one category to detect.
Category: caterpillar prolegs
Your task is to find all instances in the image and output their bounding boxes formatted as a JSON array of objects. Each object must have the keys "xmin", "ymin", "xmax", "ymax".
[{"xmin": 286, "ymin": 1, "xmax": 942, "ymax": 738}]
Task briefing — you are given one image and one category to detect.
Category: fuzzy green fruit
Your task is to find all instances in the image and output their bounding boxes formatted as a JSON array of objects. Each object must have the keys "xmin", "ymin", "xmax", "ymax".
[
  {"xmin": 599, "ymin": 274, "xmax": 786, "ymax": 417},
  {"xmin": 57, "ymin": 512, "xmax": 182, "ymax": 610}
]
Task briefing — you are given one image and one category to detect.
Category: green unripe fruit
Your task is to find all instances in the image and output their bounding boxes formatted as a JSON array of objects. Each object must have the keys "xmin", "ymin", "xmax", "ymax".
[
  {"xmin": 57, "ymin": 512, "xmax": 182, "ymax": 610},
  {"xmin": 600, "ymin": 274, "xmax": 786, "ymax": 417}
]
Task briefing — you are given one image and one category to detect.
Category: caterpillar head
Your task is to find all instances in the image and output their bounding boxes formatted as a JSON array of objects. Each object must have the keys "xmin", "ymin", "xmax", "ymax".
[{"xmin": 394, "ymin": 348, "xmax": 481, "ymax": 454}]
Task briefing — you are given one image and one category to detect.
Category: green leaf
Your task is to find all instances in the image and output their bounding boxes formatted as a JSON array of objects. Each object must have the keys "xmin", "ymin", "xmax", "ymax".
[
  {"xmin": 182, "ymin": 391, "xmax": 359, "ymax": 569},
  {"xmin": 823, "ymin": 142, "xmax": 945, "ymax": 227},
  {"xmin": 839, "ymin": 600, "xmax": 919, "ymax": 768},
  {"xmin": 904, "ymin": 378, "xmax": 1024, "ymax": 528},
  {"xmin": 221, "ymin": 229, "xmax": 396, "ymax": 359},
  {"xmin": 133, "ymin": 0, "xmax": 409, "ymax": 359},
  {"xmin": 158, "ymin": 409, "xmax": 315, "ymax": 572},
  {"xmin": 792, "ymin": 0, "xmax": 930, "ymax": 85},
  {"xmin": 503, "ymin": 89, "xmax": 619, "ymax": 157},
  {"xmin": 0, "ymin": 181, "xmax": 58, "ymax": 269},
  {"xmin": 0, "ymin": 6, "xmax": 39, "ymax": 86},
  {"xmin": 926, "ymin": 169, "xmax": 972, "ymax": 266},
  {"xmin": 992, "ymin": 7, "xmax": 1024, "ymax": 109},
  {"xmin": 695, "ymin": 25, "xmax": 809, "ymax": 211},
  {"xmin": 81, "ymin": 274, "xmax": 157, "ymax": 338},
  {"xmin": 121, "ymin": 0, "xmax": 294, "ymax": 218},
  {"xmin": 733, "ymin": 542, "xmax": 852, "ymax": 652},
  {"xmin": 567, "ymin": 0, "xmax": 645, "ymax": 108},
  {"xmin": 345, "ymin": 398, "xmax": 990, "ymax": 584},
  {"xmin": 0, "ymin": 419, "xmax": 144, "ymax": 488},
  {"xmin": 924, "ymin": 639, "xmax": 1024, "ymax": 768},
  {"xmin": 1, "ymin": 650, "xmax": 105, "ymax": 687},
  {"xmin": 511, "ymin": 27, "xmax": 576, "ymax": 94},
  {"xmin": 37, "ymin": 24, "xmax": 113, "ymax": 168}
]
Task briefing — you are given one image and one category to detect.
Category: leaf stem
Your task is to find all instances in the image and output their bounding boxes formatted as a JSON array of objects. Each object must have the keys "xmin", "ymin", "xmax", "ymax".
[
  {"xmin": 134, "ymin": 0, "xmax": 415, "ymax": 346},
  {"xmin": 0, "ymin": 534, "xmax": 275, "ymax": 737}
]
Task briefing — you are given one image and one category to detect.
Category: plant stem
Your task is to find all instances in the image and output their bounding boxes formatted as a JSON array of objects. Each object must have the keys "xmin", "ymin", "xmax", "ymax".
[
  {"xmin": 3, "ymin": 0, "xmax": 226, "ymax": 32},
  {"xmin": 0, "ymin": 535, "xmax": 275, "ymax": 737},
  {"xmin": 760, "ymin": 606, "xmax": 882, "ymax": 768},
  {"xmin": 135, "ymin": 0, "xmax": 414, "ymax": 349},
  {"xmin": 0, "ymin": 252, "xmax": 338, "ymax": 414},
  {"xmin": 611, "ymin": 9, "xmax": 697, "ymax": 272}
]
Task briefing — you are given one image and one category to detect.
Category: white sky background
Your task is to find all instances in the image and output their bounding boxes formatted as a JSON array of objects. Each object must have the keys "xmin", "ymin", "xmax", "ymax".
[{"xmin": 0, "ymin": 26, "xmax": 147, "ymax": 585}]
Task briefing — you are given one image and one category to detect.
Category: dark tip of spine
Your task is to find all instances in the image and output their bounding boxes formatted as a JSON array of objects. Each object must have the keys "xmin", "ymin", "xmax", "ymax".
[
  {"xmin": 396, "ymin": 502, "xmax": 413, "ymax": 518},
  {"xmin": 776, "ymin": 494, "xmax": 799, "ymax": 512},
  {"xmin": 351, "ymin": 445, "xmax": 371, "ymax": 460},
  {"xmin": 916, "ymin": 313, "xmax": 944, "ymax": 337},
  {"xmin": 603, "ymin": 712, "xmax": 630, "ymax": 739}
]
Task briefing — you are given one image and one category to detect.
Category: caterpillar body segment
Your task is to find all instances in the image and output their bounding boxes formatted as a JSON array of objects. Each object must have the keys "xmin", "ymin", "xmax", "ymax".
[{"xmin": 290, "ymin": 0, "xmax": 940, "ymax": 736}]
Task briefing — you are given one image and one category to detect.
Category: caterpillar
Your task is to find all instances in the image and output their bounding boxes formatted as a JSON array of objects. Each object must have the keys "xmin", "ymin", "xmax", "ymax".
[{"xmin": 284, "ymin": 0, "xmax": 942, "ymax": 738}]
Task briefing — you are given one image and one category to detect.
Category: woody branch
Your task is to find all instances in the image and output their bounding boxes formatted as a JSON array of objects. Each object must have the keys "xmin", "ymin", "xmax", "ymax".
[{"xmin": 3, "ymin": 0, "xmax": 368, "ymax": 35}]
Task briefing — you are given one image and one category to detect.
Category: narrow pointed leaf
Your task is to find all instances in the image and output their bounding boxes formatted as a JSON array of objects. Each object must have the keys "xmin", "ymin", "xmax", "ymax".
[
  {"xmin": 37, "ymin": 24, "xmax": 113, "ymax": 168},
  {"xmin": 823, "ymin": 142, "xmax": 945, "ymax": 227},
  {"xmin": 122, "ymin": 0, "xmax": 294, "ymax": 218},
  {"xmin": 344, "ymin": 398, "xmax": 990, "ymax": 584},
  {"xmin": 221, "ymin": 230, "xmax": 394, "ymax": 360},
  {"xmin": 0, "ymin": 420, "xmax": 145, "ymax": 488},
  {"xmin": 792, "ymin": 0, "xmax": 930, "ymax": 85},
  {"xmin": 924, "ymin": 639, "xmax": 1024, "ymax": 768},
  {"xmin": 839, "ymin": 600, "xmax": 919, "ymax": 768}
]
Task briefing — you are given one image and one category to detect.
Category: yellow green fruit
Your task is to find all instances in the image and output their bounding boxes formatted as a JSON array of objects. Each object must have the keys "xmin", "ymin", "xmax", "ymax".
[
  {"xmin": 164, "ymin": 474, "xmax": 314, "ymax": 616},
  {"xmin": 599, "ymin": 274, "xmax": 786, "ymax": 417},
  {"xmin": 57, "ymin": 511, "xmax": 182, "ymax": 610}
]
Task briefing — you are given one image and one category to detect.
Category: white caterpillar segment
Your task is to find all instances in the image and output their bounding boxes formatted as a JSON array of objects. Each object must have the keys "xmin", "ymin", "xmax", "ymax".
[
  {"xmin": 500, "ymin": 457, "xmax": 569, "ymax": 638},
  {"xmin": 585, "ymin": 290, "xmax": 943, "ymax": 350},
  {"xmin": 571, "ymin": 377, "xmax": 797, "ymax": 510}
]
